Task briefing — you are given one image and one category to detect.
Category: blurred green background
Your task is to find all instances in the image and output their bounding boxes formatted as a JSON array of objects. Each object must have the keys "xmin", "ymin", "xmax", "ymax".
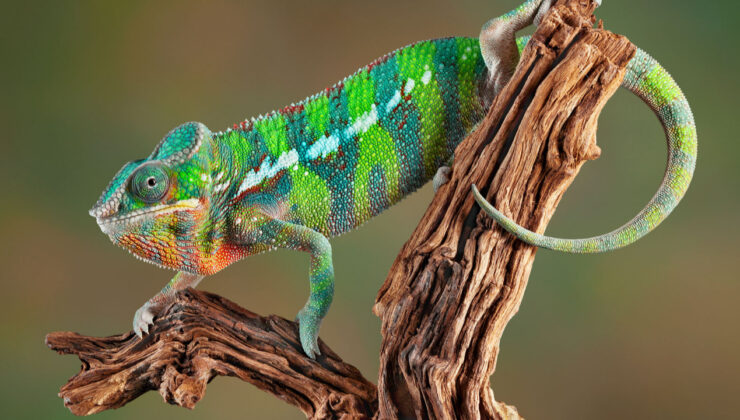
[{"xmin": 1, "ymin": 0, "xmax": 738, "ymax": 419}]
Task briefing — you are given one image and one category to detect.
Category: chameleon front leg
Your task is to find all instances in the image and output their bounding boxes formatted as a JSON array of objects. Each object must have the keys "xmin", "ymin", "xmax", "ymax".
[
  {"xmin": 255, "ymin": 218, "xmax": 334, "ymax": 359},
  {"xmin": 132, "ymin": 271, "xmax": 204, "ymax": 336}
]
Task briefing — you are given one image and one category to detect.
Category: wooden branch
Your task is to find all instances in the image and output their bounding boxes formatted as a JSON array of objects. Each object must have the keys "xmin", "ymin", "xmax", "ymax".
[
  {"xmin": 47, "ymin": 0, "xmax": 634, "ymax": 418},
  {"xmin": 46, "ymin": 289, "xmax": 377, "ymax": 418},
  {"xmin": 373, "ymin": 0, "xmax": 634, "ymax": 418}
]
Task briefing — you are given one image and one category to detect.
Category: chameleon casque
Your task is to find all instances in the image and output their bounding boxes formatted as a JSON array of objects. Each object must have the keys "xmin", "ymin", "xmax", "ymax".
[{"xmin": 89, "ymin": 0, "xmax": 696, "ymax": 358}]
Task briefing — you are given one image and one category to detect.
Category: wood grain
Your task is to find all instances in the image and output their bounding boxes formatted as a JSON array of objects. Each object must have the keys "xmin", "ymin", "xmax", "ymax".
[
  {"xmin": 46, "ymin": 289, "xmax": 377, "ymax": 418},
  {"xmin": 374, "ymin": 1, "xmax": 634, "ymax": 417}
]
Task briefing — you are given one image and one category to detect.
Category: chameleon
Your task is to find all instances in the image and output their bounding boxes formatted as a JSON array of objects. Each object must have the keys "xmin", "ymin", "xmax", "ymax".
[{"xmin": 88, "ymin": 0, "xmax": 696, "ymax": 358}]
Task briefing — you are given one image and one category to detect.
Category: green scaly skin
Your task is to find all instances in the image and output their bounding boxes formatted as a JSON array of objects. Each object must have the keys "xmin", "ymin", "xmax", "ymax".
[{"xmin": 88, "ymin": 0, "xmax": 695, "ymax": 358}]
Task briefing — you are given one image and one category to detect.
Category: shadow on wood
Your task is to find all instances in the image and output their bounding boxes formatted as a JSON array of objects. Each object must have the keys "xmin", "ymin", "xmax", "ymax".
[{"xmin": 46, "ymin": 1, "xmax": 634, "ymax": 418}]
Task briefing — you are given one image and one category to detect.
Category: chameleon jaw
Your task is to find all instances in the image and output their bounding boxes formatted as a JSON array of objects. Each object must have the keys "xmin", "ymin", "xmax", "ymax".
[
  {"xmin": 95, "ymin": 197, "xmax": 209, "ymax": 274},
  {"xmin": 95, "ymin": 198, "xmax": 202, "ymax": 230}
]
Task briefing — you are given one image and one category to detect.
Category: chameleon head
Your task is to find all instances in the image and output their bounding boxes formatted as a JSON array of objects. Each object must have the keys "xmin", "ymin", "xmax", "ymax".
[{"xmin": 89, "ymin": 122, "xmax": 216, "ymax": 274}]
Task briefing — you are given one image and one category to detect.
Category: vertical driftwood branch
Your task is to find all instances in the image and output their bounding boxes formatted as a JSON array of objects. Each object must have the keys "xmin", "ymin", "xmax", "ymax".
[
  {"xmin": 373, "ymin": 0, "xmax": 634, "ymax": 418},
  {"xmin": 46, "ymin": 1, "xmax": 634, "ymax": 418}
]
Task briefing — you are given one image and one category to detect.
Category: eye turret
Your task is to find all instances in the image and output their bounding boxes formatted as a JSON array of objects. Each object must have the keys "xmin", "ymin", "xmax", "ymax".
[{"xmin": 130, "ymin": 163, "xmax": 170, "ymax": 203}]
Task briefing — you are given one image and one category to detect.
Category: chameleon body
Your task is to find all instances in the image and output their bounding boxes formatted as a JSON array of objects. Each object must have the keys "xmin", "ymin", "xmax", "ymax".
[{"xmin": 89, "ymin": 0, "xmax": 696, "ymax": 357}]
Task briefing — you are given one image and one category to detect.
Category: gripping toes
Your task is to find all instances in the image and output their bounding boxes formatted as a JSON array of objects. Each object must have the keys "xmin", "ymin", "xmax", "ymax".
[
  {"xmin": 133, "ymin": 300, "xmax": 160, "ymax": 337},
  {"xmin": 296, "ymin": 306, "xmax": 322, "ymax": 359},
  {"xmin": 433, "ymin": 166, "xmax": 452, "ymax": 192}
]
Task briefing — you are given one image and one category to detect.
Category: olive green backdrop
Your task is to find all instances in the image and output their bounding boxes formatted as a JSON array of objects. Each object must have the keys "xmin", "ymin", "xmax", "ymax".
[{"xmin": 1, "ymin": 1, "xmax": 738, "ymax": 419}]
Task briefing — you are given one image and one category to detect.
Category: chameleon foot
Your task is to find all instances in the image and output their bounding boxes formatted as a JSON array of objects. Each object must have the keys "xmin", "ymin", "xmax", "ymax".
[
  {"xmin": 433, "ymin": 166, "xmax": 452, "ymax": 192},
  {"xmin": 132, "ymin": 299, "xmax": 165, "ymax": 337},
  {"xmin": 296, "ymin": 306, "xmax": 323, "ymax": 359}
]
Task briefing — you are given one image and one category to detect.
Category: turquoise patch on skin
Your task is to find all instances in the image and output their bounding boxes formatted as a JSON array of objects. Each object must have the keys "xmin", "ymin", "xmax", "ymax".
[
  {"xmin": 94, "ymin": 159, "xmax": 143, "ymax": 208},
  {"xmin": 151, "ymin": 122, "xmax": 205, "ymax": 162}
]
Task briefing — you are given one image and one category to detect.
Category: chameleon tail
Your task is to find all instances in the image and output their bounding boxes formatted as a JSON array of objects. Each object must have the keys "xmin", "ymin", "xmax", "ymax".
[{"xmin": 473, "ymin": 48, "xmax": 697, "ymax": 253}]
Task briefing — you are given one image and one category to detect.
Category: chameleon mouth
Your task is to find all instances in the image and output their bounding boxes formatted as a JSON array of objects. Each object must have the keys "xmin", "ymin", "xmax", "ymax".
[{"xmin": 95, "ymin": 198, "xmax": 202, "ymax": 227}]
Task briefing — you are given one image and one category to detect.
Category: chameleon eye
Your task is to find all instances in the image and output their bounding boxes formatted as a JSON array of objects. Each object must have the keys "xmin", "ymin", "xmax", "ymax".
[{"xmin": 130, "ymin": 163, "xmax": 170, "ymax": 203}]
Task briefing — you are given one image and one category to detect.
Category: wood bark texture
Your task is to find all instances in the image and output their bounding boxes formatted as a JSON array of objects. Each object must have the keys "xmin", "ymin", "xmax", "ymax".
[
  {"xmin": 46, "ymin": 1, "xmax": 635, "ymax": 418},
  {"xmin": 373, "ymin": 0, "xmax": 634, "ymax": 417},
  {"xmin": 46, "ymin": 289, "xmax": 378, "ymax": 418}
]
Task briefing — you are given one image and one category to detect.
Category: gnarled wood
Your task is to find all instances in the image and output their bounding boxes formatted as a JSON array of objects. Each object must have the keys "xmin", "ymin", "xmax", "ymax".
[
  {"xmin": 373, "ymin": 0, "xmax": 634, "ymax": 418},
  {"xmin": 47, "ymin": 1, "xmax": 634, "ymax": 418},
  {"xmin": 46, "ymin": 289, "xmax": 377, "ymax": 418}
]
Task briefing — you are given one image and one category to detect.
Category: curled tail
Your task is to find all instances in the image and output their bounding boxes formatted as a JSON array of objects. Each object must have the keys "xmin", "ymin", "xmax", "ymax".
[{"xmin": 474, "ymin": 48, "xmax": 697, "ymax": 253}]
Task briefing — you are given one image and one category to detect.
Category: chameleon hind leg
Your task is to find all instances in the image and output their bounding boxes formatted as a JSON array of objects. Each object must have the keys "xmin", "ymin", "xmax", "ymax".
[
  {"xmin": 436, "ymin": 2, "xmax": 555, "ymax": 193},
  {"xmin": 133, "ymin": 271, "xmax": 204, "ymax": 336},
  {"xmin": 263, "ymin": 219, "xmax": 334, "ymax": 359},
  {"xmin": 480, "ymin": 0, "xmax": 602, "ymax": 93},
  {"xmin": 480, "ymin": 0, "xmax": 552, "ymax": 94}
]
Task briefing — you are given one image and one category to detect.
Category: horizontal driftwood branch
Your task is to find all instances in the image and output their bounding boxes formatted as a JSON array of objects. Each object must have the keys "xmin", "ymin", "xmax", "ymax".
[
  {"xmin": 46, "ymin": 289, "xmax": 377, "ymax": 417},
  {"xmin": 47, "ymin": 0, "xmax": 634, "ymax": 418}
]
